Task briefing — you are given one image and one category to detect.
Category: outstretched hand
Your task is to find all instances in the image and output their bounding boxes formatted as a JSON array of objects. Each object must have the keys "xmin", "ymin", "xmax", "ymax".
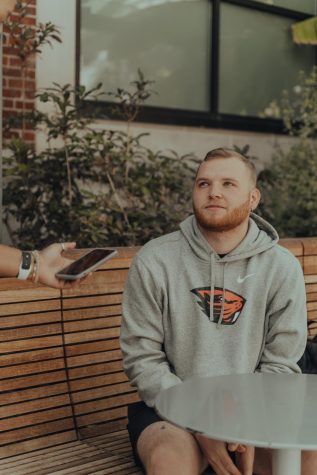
[{"xmin": 38, "ymin": 242, "xmax": 81, "ymax": 289}]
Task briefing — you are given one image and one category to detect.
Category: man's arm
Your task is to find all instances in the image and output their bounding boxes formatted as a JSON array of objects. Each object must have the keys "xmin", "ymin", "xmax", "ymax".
[
  {"xmin": 257, "ymin": 256, "xmax": 307, "ymax": 374},
  {"xmin": 120, "ymin": 255, "xmax": 181, "ymax": 407}
]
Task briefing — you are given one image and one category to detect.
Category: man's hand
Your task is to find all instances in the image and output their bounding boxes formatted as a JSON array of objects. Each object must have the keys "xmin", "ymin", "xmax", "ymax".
[
  {"xmin": 195, "ymin": 435, "xmax": 254, "ymax": 475},
  {"xmin": 227, "ymin": 443, "xmax": 255, "ymax": 475}
]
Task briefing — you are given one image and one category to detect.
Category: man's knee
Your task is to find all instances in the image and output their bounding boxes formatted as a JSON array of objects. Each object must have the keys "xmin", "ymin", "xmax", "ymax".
[
  {"xmin": 137, "ymin": 421, "xmax": 205, "ymax": 475},
  {"xmin": 301, "ymin": 450, "xmax": 317, "ymax": 475}
]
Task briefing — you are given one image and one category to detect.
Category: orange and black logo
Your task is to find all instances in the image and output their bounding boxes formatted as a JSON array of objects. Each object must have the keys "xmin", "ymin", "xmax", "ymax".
[{"xmin": 191, "ymin": 287, "xmax": 246, "ymax": 324}]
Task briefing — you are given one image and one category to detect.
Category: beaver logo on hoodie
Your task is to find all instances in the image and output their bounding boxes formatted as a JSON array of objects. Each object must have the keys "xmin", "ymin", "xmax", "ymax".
[{"xmin": 191, "ymin": 287, "xmax": 246, "ymax": 324}]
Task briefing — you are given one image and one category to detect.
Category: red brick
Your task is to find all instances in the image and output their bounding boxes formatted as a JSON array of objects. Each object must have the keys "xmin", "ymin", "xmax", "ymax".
[
  {"xmin": 3, "ymin": 67, "xmax": 22, "ymax": 78},
  {"xmin": 21, "ymin": 17, "xmax": 36, "ymax": 25},
  {"xmin": 8, "ymin": 78, "xmax": 23, "ymax": 88},
  {"xmin": 8, "ymin": 78, "xmax": 35, "ymax": 94},
  {"xmin": 14, "ymin": 100, "xmax": 34, "ymax": 110},
  {"xmin": 26, "ymin": 8, "xmax": 36, "ymax": 16},
  {"xmin": 25, "ymin": 70, "xmax": 35, "ymax": 79},
  {"xmin": 3, "ymin": 99, "xmax": 14, "ymax": 108},
  {"xmin": 3, "ymin": 45, "xmax": 19, "ymax": 56},
  {"xmin": 22, "ymin": 102, "xmax": 35, "ymax": 111},
  {"xmin": 25, "ymin": 90, "xmax": 35, "ymax": 100},
  {"xmin": 3, "ymin": 110, "xmax": 18, "ymax": 117},
  {"xmin": 25, "ymin": 80, "xmax": 35, "ymax": 89},
  {"xmin": 3, "ymin": 88, "xmax": 21, "ymax": 98},
  {"xmin": 9, "ymin": 57, "xmax": 22, "ymax": 67},
  {"xmin": 23, "ymin": 132, "xmax": 35, "ymax": 141}
]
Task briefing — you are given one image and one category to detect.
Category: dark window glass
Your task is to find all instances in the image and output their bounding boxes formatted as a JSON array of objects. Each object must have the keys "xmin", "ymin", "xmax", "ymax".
[
  {"xmin": 80, "ymin": 0, "xmax": 211, "ymax": 112},
  {"xmin": 219, "ymin": 3, "xmax": 315, "ymax": 116}
]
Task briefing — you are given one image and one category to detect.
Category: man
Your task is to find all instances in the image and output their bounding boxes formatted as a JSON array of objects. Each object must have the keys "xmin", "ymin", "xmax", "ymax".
[{"xmin": 120, "ymin": 148, "xmax": 314, "ymax": 474}]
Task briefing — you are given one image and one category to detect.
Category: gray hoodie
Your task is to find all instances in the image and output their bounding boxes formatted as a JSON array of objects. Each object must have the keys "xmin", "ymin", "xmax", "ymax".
[{"xmin": 120, "ymin": 214, "xmax": 307, "ymax": 407}]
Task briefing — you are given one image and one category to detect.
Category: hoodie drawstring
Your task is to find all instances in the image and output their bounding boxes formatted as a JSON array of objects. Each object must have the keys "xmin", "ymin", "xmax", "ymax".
[
  {"xmin": 209, "ymin": 254, "xmax": 215, "ymax": 322},
  {"xmin": 217, "ymin": 262, "xmax": 228, "ymax": 329}
]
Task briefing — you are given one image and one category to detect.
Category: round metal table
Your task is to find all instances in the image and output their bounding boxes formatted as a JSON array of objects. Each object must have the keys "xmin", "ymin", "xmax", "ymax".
[{"xmin": 155, "ymin": 373, "xmax": 317, "ymax": 475}]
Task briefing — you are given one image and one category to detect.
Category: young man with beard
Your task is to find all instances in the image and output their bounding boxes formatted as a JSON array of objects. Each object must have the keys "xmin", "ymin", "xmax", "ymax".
[{"xmin": 120, "ymin": 148, "xmax": 315, "ymax": 475}]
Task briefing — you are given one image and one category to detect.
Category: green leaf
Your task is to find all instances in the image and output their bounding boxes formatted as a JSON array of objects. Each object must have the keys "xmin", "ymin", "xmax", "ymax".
[{"xmin": 292, "ymin": 16, "xmax": 317, "ymax": 45}]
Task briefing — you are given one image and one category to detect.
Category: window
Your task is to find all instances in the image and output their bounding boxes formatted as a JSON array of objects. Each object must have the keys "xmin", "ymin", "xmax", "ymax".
[{"xmin": 78, "ymin": 0, "xmax": 316, "ymax": 133}]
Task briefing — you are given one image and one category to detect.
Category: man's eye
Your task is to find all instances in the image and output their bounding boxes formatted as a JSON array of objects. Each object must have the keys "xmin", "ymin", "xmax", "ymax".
[
  {"xmin": 224, "ymin": 181, "xmax": 234, "ymax": 187},
  {"xmin": 198, "ymin": 181, "xmax": 208, "ymax": 187}
]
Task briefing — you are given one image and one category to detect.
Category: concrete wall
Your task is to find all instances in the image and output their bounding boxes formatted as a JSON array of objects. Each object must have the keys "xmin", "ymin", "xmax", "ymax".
[{"xmin": 36, "ymin": 0, "xmax": 291, "ymax": 171}]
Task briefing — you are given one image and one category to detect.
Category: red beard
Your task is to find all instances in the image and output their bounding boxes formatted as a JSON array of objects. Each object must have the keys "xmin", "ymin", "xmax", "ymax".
[{"xmin": 193, "ymin": 197, "xmax": 251, "ymax": 233}]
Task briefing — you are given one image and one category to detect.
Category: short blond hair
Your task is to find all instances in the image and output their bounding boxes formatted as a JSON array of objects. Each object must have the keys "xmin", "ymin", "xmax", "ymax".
[{"xmin": 201, "ymin": 148, "xmax": 257, "ymax": 186}]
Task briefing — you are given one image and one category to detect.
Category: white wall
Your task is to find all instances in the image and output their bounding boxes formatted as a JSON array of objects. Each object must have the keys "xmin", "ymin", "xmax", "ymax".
[{"xmin": 36, "ymin": 0, "xmax": 291, "ymax": 171}]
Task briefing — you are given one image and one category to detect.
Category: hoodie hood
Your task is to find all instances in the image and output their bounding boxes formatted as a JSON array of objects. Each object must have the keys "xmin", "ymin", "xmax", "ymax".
[
  {"xmin": 180, "ymin": 213, "xmax": 279, "ymax": 262},
  {"xmin": 180, "ymin": 213, "xmax": 279, "ymax": 326}
]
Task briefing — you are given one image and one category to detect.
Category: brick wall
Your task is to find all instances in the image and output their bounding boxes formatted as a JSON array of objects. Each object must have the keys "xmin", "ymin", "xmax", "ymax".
[{"xmin": 2, "ymin": 0, "xmax": 36, "ymax": 144}]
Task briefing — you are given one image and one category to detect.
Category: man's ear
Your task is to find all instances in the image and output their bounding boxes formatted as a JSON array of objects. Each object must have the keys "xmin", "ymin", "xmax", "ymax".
[{"xmin": 250, "ymin": 188, "xmax": 261, "ymax": 212}]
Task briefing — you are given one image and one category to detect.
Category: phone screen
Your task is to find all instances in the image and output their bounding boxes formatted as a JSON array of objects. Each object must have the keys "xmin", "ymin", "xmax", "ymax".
[{"xmin": 59, "ymin": 249, "xmax": 115, "ymax": 276}]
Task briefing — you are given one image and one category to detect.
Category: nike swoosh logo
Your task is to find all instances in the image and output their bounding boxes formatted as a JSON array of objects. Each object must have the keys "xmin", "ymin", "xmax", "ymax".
[{"xmin": 237, "ymin": 273, "xmax": 256, "ymax": 283}]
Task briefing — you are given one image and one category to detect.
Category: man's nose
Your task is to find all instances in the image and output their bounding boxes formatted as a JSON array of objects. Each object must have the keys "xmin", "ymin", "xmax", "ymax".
[{"xmin": 208, "ymin": 185, "xmax": 222, "ymax": 198}]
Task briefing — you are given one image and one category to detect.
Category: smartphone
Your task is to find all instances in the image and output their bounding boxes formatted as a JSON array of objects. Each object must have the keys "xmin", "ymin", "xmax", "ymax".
[{"xmin": 56, "ymin": 248, "xmax": 117, "ymax": 280}]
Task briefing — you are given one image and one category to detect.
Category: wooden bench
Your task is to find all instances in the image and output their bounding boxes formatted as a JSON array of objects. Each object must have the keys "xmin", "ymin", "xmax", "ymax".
[{"xmin": 0, "ymin": 239, "xmax": 316, "ymax": 474}]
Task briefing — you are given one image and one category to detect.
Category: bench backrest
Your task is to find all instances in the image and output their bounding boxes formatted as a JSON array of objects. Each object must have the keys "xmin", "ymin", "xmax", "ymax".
[{"xmin": 0, "ymin": 239, "xmax": 316, "ymax": 458}]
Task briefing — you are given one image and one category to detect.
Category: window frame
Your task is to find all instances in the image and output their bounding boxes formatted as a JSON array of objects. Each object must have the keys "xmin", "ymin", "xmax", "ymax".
[{"xmin": 76, "ymin": 0, "xmax": 315, "ymax": 134}]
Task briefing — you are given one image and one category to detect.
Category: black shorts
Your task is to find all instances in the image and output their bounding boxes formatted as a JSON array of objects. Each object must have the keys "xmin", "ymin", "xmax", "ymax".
[
  {"xmin": 127, "ymin": 401, "xmax": 163, "ymax": 467},
  {"xmin": 126, "ymin": 401, "xmax": 235, "ymax": 473}
]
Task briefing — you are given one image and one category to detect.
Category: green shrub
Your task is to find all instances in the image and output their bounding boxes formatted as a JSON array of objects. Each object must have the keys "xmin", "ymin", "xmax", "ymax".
[
  {"xmin": 257, "ymin": 67, "xmax": 317, "ymax": 237},
  {"xmin": 4, "ymin": 79, "xmax": 198, "ymax": 248}
]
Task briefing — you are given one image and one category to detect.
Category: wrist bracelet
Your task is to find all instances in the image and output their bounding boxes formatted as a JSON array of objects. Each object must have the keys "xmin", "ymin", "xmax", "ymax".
[
  {"xmin": 17, "ymin": 251, "xmax": 33, "ymax": 280},
  {"xmin": 32, "ymin": 251, "xmax": 40, "ymax": 283}
]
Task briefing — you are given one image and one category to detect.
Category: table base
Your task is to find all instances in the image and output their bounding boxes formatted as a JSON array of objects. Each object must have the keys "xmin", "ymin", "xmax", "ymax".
[{"xmin": 272, "ymin": 448, "xmax": 301, "ymax": 475}]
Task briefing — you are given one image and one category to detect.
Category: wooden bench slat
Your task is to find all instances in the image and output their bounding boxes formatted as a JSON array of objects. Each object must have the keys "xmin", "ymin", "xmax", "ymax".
[
  {"xmin": 0, "ymin": 419, "xmax": 75, "ymax": 445},
  {"xmin": 78, "ymin": 419, "xmax": 128, "ymax": 437},
  {"xmin": 0, "ymin": 393, "xmax": 71, "ymax": 418},
  {"xmin": 0, "ymin": 407, "xmax": 74, "ymax": 433},
  {"xmin": 0, "ymin": 323, "xmax": 62, "ymax": 341},
  {"xmin": 76, "ymin": 394, "xmax": 139, "ymax": 426},
  {"xmin": 0, "ymin": 311, "xmax": 61, "ymax": 328},
  {"xmin": 0, "ymin": 430, "xmax": 77, "ymax": 459},
  {"xmin": 0, "ymin": 347, "xmax": 64, "ymax": 367},
  {"xmin": 69, "ymin": 372, "xmax": 128, "ymax": 391},
  {"xmin": 306, "ymin": 283, "xmax": 317, "ymax": 293},
  {"xmin": 61, "ymin": 294, "xmax": 122, "ymax": 310},
  {"xmin": 64, "ymin": 328, "xmax": 120, "ymax": 345},
  {"xmin": 65, "ymin": 339, "xmax": 120, "ymax": 356},
  {"xmin": 0, "ymin": 335, "xmax": 64, "ymax": 354},
  {"xmin": 304, "ymin": 255, "xmax": 317, "ymax": 274},
  {"xmin": 0, "ymin": 286, "xmax": 59, "ymax": 303},
  {"xmin": 1, "ymin": 382, "xmax": 69, "ymax": 406},
  {"xmin": 68, "ymin": 352, "xmax": 123, "ymax": 370},
  {"xmin": 63, "ymin": 316, "xmax": 121, "ymax": 333},
  {"xmin": 305, "ymin": 274, "xmax": 317, "ymax": 284},
  {"xmin": 63, "ymin": 304, "xmax": 121, "ymax": 320},
  {"xmin": 0, "ymin": 370, "xmax": 67, "ymax": 392},
  {"xmin": 71, "ymin": 382, "xmax": 135, "ymax": 404},
  {"xmin": 0, "ymin": 300, "xmax": 61, "ymax": 316},
  {"xmin": 0, "ymin": 440, "xmax": 84, "ymax": 468},
  {"xmin": 0, "ymin": 358, "xmax": 66, "ymax": 378},
  {"xmin": 0, "ymin": 445, "xmax": 103, "ymax": 474}
]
